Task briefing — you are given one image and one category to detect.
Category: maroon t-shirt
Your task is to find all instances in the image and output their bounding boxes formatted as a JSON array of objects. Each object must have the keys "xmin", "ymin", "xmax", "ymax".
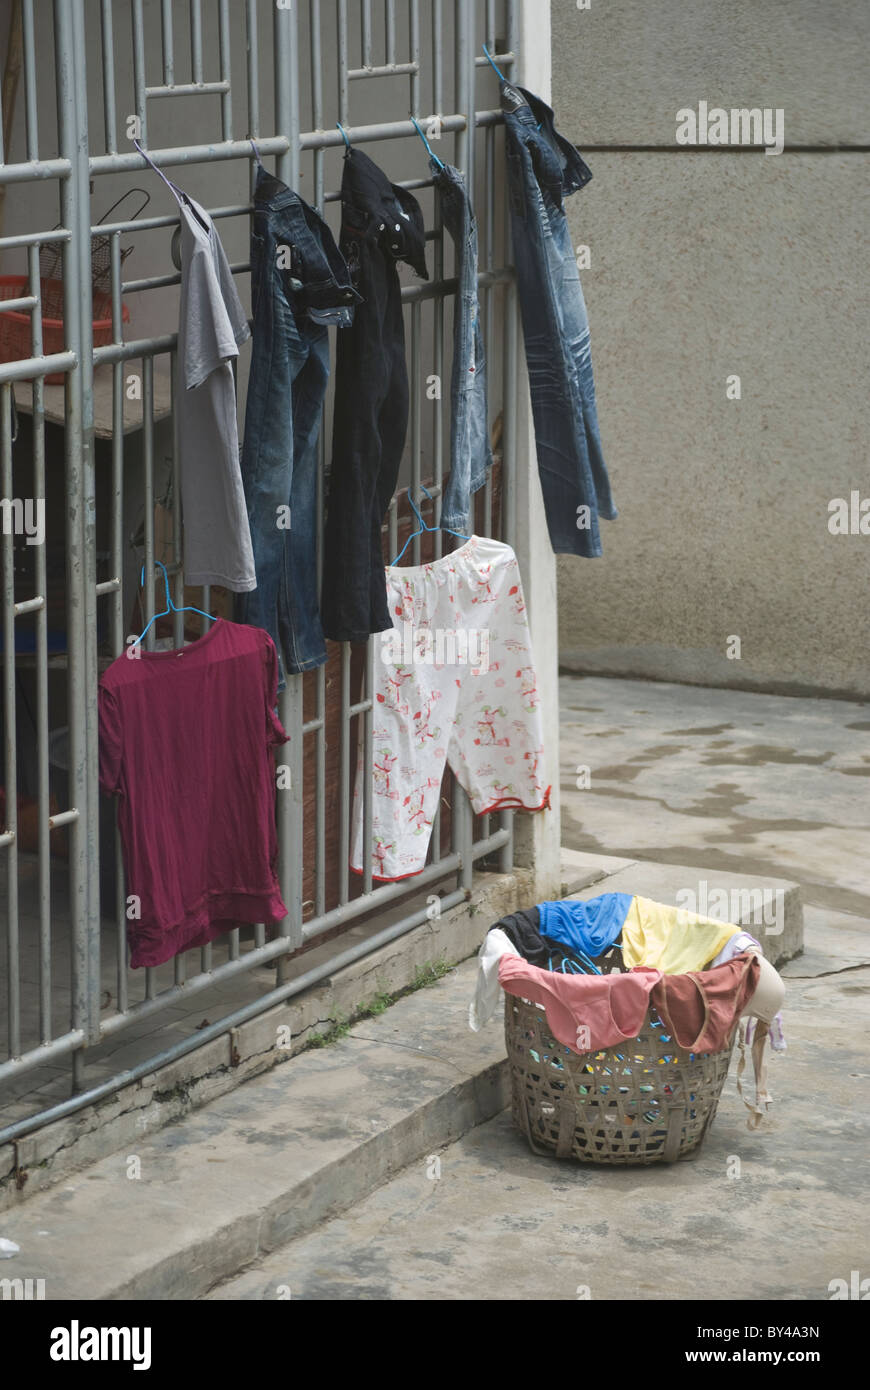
[{"xmin": 98, "ymin": 618, "xmax": 288, "ymax": 967}]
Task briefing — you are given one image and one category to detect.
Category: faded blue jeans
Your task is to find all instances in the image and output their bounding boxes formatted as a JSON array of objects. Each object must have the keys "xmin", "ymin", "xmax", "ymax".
[
  {"xmin": 502, "ymin": 81, "xmax": 616, "ymax": 556},
  {"xmin": 238, "ymin": 168, "xmax": 361, "ymax": 687},
  {"xmin": 432, "ymin": 159, "xmax": 492, "ymax": 531}
]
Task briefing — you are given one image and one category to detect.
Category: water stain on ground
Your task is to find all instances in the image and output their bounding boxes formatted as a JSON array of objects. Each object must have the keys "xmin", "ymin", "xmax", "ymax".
[
  {"xmin": 845, "ymin": 722, "xmax": 870, "ymax": 732},
  {"xmin": 571, "ymin": 764, "xmax": 644, "ymax": 782},
  {"xmin": 627, "ymin": 745, "xmax": 688, "ymax": 762},
  {"xmin": 663, "ymin": 724, "xmax": 736, "ymax": 736},
  {"xmin": 701, "ymin": 745, "xmax": 834, "ymax": 767}
]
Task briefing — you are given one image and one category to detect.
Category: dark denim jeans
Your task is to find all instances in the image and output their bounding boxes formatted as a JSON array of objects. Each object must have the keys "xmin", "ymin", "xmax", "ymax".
[
  {"xmin": 502, "ymin": 81, "xmax": 616, "ymax": 557},
  {"xmin": 320, "ymin": 147, "xmax": 428, "ymax": 643},
  {"xmin": 238, "ymin": 168, "xmax": 360, "ymax": 687},
  {"xmin": 432, "ymin": 160, "xmax": 492, "ymax": 532}
]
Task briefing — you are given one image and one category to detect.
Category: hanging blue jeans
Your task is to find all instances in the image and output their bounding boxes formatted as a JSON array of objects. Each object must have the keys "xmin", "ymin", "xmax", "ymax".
[
  {"xmin": 502, "ymin": 80, "xmax": 616, "ymax": 557},
  {"xmin": 238, "ymin": 168, "xmax": 361, "ymax": 687},
  {"xmin": 432, "ymin": 159, "xmax": 492, "ymax": 531}
]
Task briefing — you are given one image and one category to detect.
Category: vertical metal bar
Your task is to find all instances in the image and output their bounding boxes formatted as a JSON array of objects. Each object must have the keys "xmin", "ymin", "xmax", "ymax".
[
  {"xmin": 485, "ymin": 0, "xmax": 497, "ymax": 47},
  {"xmin": 72, "ymin": 0, "xmax": 101, "ymax": 1072},
  {"xmin": 455, "ymin": 0, "xmax": 474, "ymax": 191},
  {"xmin": 311, "ymin": 0, "xmax": 324, "ymax": 208},
  {"xmin": 483, "ymin": 122, "xmax": 495, "ymax": 537},
  {"xmin": 1, "ymin": 382, "xmax": 20, "ymax": 1057},
  {"xmin": 142, "ymin": 356, "xmax": 155, "ymax": 650},
  {"xmin": 336, "ymin": 0, "xmax": 349, "ymax": 127},
  {"xmin": 274, "ymin": 0, "xmax": 302, "ymax": 977},
  {"xmin": 168, "ymin": 345, "xmax": 186, "ymax": 988},
  {"xmin": 160, "ymin": 0, "xmax": 175, "ymax": 85},
  {"xmin": 385, "ymin": 0, "xmax": 396, "ymax": 66},
  {"xmin": 131, "ymin": 0, "xmax": 148, "ymax": 147},
  {"xmin": 28, "ymin": 244, "xmax": 52, "ymax": 1041},
  {"xmin": 246, "ymin": 0, "xmax": 260, "ymax": 139},
  {"xmin": 314, "ymin": 375, "xmax": 326, "ymax": 920},
  {"xmin": 218, "ymin": 0, "xmax": 233, "ymax": 141},
  {"xmin": 410, "ymin": 301, "xmax": 422, "ymax": 567},
  {"xmin": 499, "ymin": 0, "xmax": 519, "ymax": 876},
  {"xmin": 52, "ymin": 0, "xmax": 86, "ymax": 1085},
  {"xmin": 190, "ymin": 0, "xmax": 204, "ymax": 86},
  {"xmin": 100, "ymin": 0, "xmax": 118, "ymax": 154},
  {"xmin": 338, "ymin": 644, "xmax": 350, "ymax": 906},
  {"xmin": 361, "ymin": 0, "xmax": 372, "ymax": 67},
  {"xmin": 20, "ymin": 0, "xmax": 39, "ymax": 160},
  {"xmin": 274, "ymin": 0, "xmax": 294, "ymax": 185},
  {"xmin": 409, "ymin": 0, "xmax": 420, "ymax": 115},
  {"xmin": 140, "ymin": 358, "xmax": 156, "ymax": 1005},
  {"xmin": 362, "ymin": 641, "xmax": 373, "ymax": 895},
  {"xmin": 455, "ymin": 0, "xmax": 476, "ymax": 892},
  {"xmin": 111, "ymin": 350, "xmax": 127, "ymax": 1016},
  {"xmin": 432, "ymin": 0, "xmax": 443, "ymax": 114}
]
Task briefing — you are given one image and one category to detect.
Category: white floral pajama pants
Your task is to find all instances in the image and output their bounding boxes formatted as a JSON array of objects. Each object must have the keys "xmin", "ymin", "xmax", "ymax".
[{"xmin": 350, "ymin": 534, "xmax": 550, "ymax": 881}]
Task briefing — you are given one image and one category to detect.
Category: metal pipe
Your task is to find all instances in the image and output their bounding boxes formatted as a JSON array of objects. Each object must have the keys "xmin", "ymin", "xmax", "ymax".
[
  {"xmin": 0, "ymin": 229, "xmax": 72, "ymax": 250},
  {"xmin": 145, "ymin": 81, "xmax": 231, "ymax": 99},
  {"xmin": 347, "ymin": 62, "xmax": 418, "ymax": 80},
  {"xmin": 0, "ymin": 295, "xmax": 38, "ymax": 314},
  {"xmin": 160, "ymin": 0, "xmax": 175, "ymax": 86},
  {"xmin": 71, "ymin": 0, "xmax": 101, "ymax": 1053},
  {"xmin": 246, "ymin": 0, "xmax": 260, "ymax": 142},
  {"xmin": 217, "ymin": 0, "xmax": 233, "ymax": 140},
  {"xmin": 20, "ymin": 0, "xmax": 39, "ymax": 160},
  {"xmin": 130, "ymin": 0, "xmax": 148, "ymax": 147},
  {"xmin": 28, "ymin": 242, "xmax": 51, "ymax": 1045},
  {"xmin": 0, "ymin": 351, "xmax": 77, "ymax": 383},
  {"xmin": 1, "ymin": 381, "xmax": 20, "ymax": 1058},
  {"xmin": 0, "ymin": 158, "xmax": 72, "ymax": 186},
  {"xmin": 337, "ymin": 0, "xmax": 349, "ymax": 126},
  {"xmin": 100, "ymin": 0, "xmax": 117, "ymax": 153},
  {"xmin": 189, "ymin": 0, "xmax": 203, "ymax": 86},
  {"xmin": 52, "ymin": 0, "xmax": 88, "ymax": 1092},
  {"xmin": 0, "ymin": 1029, "xmax": 88, "ymax": 1085}
]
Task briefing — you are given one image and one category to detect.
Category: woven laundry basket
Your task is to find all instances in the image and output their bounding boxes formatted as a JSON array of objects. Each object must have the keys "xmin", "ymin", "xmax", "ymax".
[{"xmin": 504, "ymin": 991, "xmax": 737, "ymax": 1165}]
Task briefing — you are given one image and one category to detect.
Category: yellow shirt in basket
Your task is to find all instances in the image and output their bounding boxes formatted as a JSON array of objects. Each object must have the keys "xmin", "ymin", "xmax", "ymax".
[{"xmin": 621, "ymin": 896, "xmax": 735, "ymax": 975}]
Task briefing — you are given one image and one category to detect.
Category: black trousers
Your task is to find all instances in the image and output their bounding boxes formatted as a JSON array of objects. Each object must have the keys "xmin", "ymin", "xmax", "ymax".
[{"xmin": 321, "ymin": 147, "xmax": 428, "ymax": 643}]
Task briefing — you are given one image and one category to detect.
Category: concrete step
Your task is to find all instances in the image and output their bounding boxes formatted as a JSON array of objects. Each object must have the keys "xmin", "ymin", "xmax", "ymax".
[{"xmin": 0, "ymin": 852, "xmax": 804, "ymax": 1300}]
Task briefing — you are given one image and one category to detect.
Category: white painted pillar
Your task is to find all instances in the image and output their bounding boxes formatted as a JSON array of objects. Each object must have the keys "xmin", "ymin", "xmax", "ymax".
[{"xmin": 510, "ymin": 0, "xmax": 562, "ymax": 898}]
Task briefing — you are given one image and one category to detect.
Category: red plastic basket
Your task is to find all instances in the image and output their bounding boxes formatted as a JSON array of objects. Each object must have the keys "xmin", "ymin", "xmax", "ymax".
[{"xmin": 0, "ymin": 275, "xmax": 129, "ymax": 384}]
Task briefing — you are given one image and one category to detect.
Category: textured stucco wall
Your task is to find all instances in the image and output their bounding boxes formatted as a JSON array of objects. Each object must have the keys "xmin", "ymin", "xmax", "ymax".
[{"xmin": 551, "ymin": 0, "xmax": 870, "ymax": 698}]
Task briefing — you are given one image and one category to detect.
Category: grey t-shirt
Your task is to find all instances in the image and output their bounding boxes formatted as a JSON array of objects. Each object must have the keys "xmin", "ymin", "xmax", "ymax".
[{"xmin": 177, "ymin": 195, "xmax": 256, "ymax": 592}]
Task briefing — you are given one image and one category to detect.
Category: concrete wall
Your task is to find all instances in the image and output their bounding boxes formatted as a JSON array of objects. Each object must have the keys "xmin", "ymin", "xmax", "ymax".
[{"xmin": 551, "ymin": 0, "xmax": 870, "ymax": 699}]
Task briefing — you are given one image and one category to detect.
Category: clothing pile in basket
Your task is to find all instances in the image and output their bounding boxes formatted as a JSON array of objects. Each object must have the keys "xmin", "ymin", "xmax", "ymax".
[{"xmin": 469, "ymin": 893, "xmax": 786, "ymax": 1127}]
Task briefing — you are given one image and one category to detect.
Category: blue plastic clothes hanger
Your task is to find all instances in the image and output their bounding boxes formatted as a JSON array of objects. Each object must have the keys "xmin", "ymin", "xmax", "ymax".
[
  {"xmin": 249, "ymin": 136, "xmax": 265, "ymax": 170},
  {"xmin": 390, "ymin": 484, "xmax": 471, "ymax": 567},
  {"xmin": 410, "ymin": 115, "xmax": 444, "ymax": 171},
  {"xmin": 132, "ymin": 560, "xmax": 216, "ymax": 649},
  {"xmin": 336, "ymin": 122, "xmax": 352, "ymax": 152},
  {"xmin": 482, "ymin": 43, "xmax": 507, "ymax": 81}
]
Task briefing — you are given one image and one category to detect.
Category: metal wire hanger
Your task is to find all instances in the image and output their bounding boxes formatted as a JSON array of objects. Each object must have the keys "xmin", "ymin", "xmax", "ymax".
[
  {"xmin": 390, "ymin": 484, "xmax": 471, "ymax": 567},
  {"xmin": 132, "ymin": 138, "xmax": 211, "ymax": 233},
  {"xmin": 133, "ymin": 560, "xmax": 217, "ymax": 649}
]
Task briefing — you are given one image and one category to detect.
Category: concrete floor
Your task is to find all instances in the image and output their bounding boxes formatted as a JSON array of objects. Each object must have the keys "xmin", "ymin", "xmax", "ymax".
[
  {"xmin": 558, "ymin": 675, "xmax": 870, "ymax": 916},
  {"xmin": 209, "ymin": 954, "xmax": 869, "ymax": 1300},
  {"xmin": 206, "ymin": 676, "xmax": 870, "ymax": 1301}
]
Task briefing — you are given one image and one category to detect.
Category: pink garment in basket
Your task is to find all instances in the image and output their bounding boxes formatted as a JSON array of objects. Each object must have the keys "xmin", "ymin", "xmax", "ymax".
[{"xmin": 498, "ymin": 955, "xmax": 662, "ymax": 1053}]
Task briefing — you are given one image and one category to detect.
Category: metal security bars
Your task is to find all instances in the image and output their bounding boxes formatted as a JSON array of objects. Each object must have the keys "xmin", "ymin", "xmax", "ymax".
[{"xmin": 0, "ymin": 0, "xmax": 525, "ymax": 1144}]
